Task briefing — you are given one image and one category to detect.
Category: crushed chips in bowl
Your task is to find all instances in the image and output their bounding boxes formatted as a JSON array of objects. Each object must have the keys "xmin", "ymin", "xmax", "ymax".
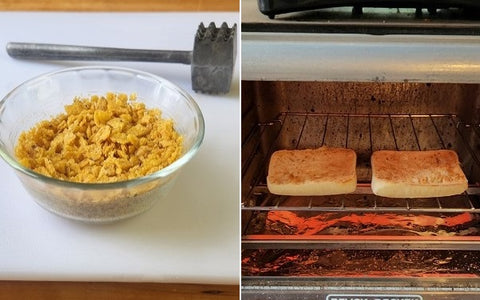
[{"xmin": 15, "ymin": 92, "xmax": 183, "ymax": 183}]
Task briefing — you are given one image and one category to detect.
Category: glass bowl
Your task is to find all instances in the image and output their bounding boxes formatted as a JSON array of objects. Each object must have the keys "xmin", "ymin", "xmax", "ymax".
[{"xmin": 0, "ymin": 66, "xmax": 204, "ymax": 223}]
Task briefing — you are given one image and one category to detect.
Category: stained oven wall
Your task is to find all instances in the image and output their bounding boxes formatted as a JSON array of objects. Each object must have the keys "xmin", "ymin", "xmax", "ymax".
[{"xmin": 241, "ymin": 81, "xmax": 480, "ymax": 207}]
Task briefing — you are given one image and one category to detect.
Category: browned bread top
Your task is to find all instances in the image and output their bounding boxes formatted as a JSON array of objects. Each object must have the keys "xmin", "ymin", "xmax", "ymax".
[
  {"xmin": 371, "ymin": 150, "xmax": 467, "ymax": 185},
  {"xmin": 267, "ymin": 147, "xmax": 357, "ymax": 185}
]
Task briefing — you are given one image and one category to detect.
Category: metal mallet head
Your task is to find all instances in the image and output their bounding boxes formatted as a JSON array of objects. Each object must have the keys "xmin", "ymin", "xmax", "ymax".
[
  {"xmin": 192, "ymin": 22, "xmax": 237, "ymax": 94},
  {"xmin": 6, "ymin": 22, "xmax": 237, "ymax": 94}
]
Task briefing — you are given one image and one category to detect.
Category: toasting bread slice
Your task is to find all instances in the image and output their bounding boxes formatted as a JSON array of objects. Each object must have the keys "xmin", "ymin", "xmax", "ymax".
[
  {"xmin": 371, "ymin": 150, "xmax": 468, "ymax": 198},
  {"xmin": 267, "ymin": 147, "xmax": 357, "ymax": 196}
]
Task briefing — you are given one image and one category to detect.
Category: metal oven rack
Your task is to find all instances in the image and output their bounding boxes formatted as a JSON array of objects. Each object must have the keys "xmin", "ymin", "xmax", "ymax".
[
  {"xmin": 243, "ymin": 112, "xmax": 480, "ymax": 209},
  {"xmin": 242, "ymin": 113, "xmax": 480, "ymax": 250}
]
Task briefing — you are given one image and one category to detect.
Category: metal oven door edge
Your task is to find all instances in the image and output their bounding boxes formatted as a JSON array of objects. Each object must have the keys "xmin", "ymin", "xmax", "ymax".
[
  {"xmin": 242, "ymin": 32, "xmax": 480, "ymax": 84},
  {"xmin": 242, "ymin": 277, "xmax": 480, "ymax": 300}
]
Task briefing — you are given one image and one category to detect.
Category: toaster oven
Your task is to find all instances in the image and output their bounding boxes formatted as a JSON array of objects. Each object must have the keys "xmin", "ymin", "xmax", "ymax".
[{"xmin": 242, "ymin": 0, "xmax": 480, "ymax": 299}]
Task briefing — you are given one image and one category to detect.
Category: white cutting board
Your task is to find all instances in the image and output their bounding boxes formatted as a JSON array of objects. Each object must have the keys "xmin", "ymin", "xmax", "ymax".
[{"xmin": 0, "ymin": 12, "xmax": 239, "ymax": 285}]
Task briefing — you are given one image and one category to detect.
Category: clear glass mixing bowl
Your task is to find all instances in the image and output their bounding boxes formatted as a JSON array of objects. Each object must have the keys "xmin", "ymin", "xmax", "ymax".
[{"xmin": 0, "ymin": 66, "xmax": 204, "ymax": 223}]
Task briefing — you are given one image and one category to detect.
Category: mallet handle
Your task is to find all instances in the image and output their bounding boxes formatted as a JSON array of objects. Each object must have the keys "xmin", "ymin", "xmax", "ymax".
[{"xmin": 6, "ymin": 42, "xmax": 192, "ymax": 65}]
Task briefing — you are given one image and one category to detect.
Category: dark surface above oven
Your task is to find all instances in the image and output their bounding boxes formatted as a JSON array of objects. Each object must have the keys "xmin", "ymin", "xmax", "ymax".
[
  {"xmin": 257, "ymin": 0, "xmax": 480, "ymax": 18},
  {"xmin": 243, "ymin": 0, "xmax": 480, "ymax": 35}
]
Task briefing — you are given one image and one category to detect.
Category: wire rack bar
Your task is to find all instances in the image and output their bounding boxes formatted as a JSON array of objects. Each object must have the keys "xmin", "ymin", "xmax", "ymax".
[
  {"xmin": 431, "ymin": 115, "xmax": 447, "ymax": 149},
  {"xmin": 388, "ymin": 114, "xmax": 400, "ymax": 150},
  {"xmin": 409, "ymin": 114, "xmax": 422, "ymax": 150},
  {"xmin": 242, "ymin": 124, "xmax": 267, "ymax": 177}
]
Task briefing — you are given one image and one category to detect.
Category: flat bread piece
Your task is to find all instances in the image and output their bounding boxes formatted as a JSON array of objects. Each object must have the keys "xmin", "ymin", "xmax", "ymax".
[
  {"xmin": 267, "ymin": 147, "xmax": 357, "ymax": 196},
  {"xmin": 371, "ymin": 150, "xmax": 468, "ymax": 198}
]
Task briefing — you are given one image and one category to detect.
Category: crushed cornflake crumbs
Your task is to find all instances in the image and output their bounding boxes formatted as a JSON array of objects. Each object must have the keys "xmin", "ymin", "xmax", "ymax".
[{"xmin": 15, "ymin": 92, "xmax": 183, "ymax": 183}]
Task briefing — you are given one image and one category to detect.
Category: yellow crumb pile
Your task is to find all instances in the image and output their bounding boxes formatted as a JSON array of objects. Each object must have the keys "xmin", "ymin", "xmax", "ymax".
[{"xmin": 15, "ymin": 93, "xmax": 183, "ymax": 183}]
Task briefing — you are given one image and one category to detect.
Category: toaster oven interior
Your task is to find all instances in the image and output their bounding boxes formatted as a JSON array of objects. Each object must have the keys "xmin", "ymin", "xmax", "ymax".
[{"xmin": 241, "ymin": 81, "xmax": 480, "ymax": 281}]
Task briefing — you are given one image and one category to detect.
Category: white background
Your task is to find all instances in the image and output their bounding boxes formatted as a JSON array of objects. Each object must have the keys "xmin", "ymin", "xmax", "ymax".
[{"xmin": 0, "ymin": 12, "xmax": 239, "ymax": 284}]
